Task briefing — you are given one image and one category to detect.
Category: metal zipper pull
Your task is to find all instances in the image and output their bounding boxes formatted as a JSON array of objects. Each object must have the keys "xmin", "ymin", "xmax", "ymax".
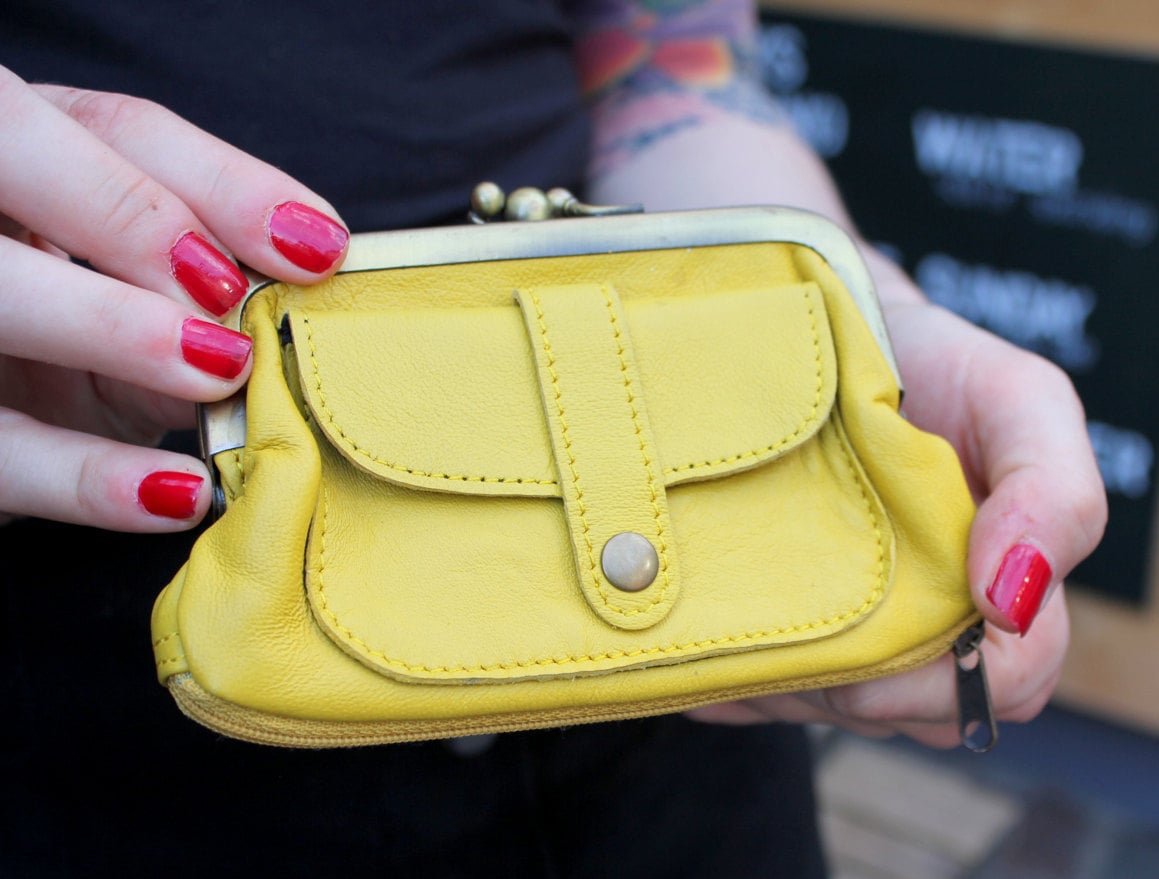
[{"xmin": 953, "ymin": 623, "xmax": 998, "ymax": 752}]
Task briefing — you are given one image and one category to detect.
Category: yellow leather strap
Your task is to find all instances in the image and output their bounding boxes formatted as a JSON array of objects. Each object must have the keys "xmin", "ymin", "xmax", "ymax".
[{"xmin": 515, "ymin": 283, "xmax": 679, "ymax": 631}]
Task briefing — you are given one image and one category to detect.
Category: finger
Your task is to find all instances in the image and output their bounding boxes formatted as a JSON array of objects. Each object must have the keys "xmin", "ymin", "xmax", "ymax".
[
  {"xmin": 685, "ymin": 697, "xmax": 900, "ymax": 739},
  {"xmin": 889, "ymin": 305, "xmax": 1107, "ymax": 635},
  {"xmin": 817, "ymin": 594, "xmax": 1068, "ymax": 732},
  {"xmin": 0, "ymin": 236, "xmax": 252, "ymax": 398},
  {"xmin": 0, "ymin": 407, "xmax": 211, "ymax": 530},
  {"xmin": 0, "ymin": 67, "xmax": 253, "ymax": 317},
  {"xmin": 689, "ymin": 592, "xmax": 1068, "ymax": 748},
  {"xmin": 0, "ymin": 212, "xmax": 71, "ymax": 259},
  {"xmin": 963, "ymin": 347, "xmax": 1106, "ymax": 635},
  {"xmin": 34, "ymin": 83, "xmax": 350, "ymax": 284}
]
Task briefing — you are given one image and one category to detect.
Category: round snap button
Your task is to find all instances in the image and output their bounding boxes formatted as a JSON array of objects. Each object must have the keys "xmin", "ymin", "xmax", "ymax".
[{"xmin": 601, "ymin": 532, "xmax": 659, "ymax": 592}]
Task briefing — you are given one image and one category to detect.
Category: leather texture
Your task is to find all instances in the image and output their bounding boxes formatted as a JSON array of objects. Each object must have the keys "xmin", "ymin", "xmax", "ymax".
[{"xmin": 152, "ymin": 217, "xmax": 979, "ymax": 747}]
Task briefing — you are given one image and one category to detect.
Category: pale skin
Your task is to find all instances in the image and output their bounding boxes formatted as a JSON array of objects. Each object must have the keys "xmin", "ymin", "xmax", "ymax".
[
  {"xmin": 0, "ymin": 0, "xmax": 1105, "ymax": 747},
  {"xmin": 572, "ymin": 0, "xmax": 1106, "ymax": 746}
]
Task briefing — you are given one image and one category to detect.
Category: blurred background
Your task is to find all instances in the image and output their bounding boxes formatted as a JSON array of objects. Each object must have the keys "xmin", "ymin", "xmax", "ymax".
[{"xmin": 754, "ymin": 1, "xmax": 1159, "ymax": 876}]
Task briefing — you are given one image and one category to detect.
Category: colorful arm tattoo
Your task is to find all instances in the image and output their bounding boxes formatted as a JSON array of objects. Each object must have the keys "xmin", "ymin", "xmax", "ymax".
[{"xmin": 568, "ymin": 0, "xmax": 788, "ymax": 178}]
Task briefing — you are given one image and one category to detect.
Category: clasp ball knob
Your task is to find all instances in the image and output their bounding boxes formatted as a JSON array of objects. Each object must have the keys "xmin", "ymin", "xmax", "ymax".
[
  {"xmin": 470, "ymin": 181, "xmax": 506, "ymax": 220},
  {"xmin": 504, "ymin": 186, "xmax": 553, "ymax": 222}
]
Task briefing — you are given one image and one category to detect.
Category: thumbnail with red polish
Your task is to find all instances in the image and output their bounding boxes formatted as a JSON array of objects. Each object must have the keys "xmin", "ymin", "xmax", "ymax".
[
  {"xmin": 181, "ymin": 318, "xmax": 252, "ymax": 380},
  {"xmin": 170, "ymin": 232, "xmax": 248, "ymax": 316},
  {"xmin": 268, "ymin": 201, "xmax": 349, "ymax": 273},
  {"xmin": 138, "ymin": 471, "xmax": 203, "ymax": 519},
  {"xmin": 986, "ymin": 543, "xmax": 1053, "ymax": 636}
]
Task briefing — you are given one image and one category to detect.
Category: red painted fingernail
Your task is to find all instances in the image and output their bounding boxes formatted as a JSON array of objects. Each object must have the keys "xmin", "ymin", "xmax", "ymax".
[
  {"xmin": 267, "ymin": 201, "xmax": 348, "ymax": 273},
  {"xmin": 986, "ymin": 543, "xmax": 1053, "ymax": 636},
  {"xmin": 170, "ymin": 232, "xmax": 248, "ymax": 316},
  {"xmin": 138, "ymin": 471, "xmax": 203, "ymax": 519},
  {"xmin": 180, "ymin": 318, "xmax": 252, "ymax": 380}
]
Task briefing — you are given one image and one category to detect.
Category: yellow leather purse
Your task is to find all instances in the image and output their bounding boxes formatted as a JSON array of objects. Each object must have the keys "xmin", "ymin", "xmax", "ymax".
[{"xmin": 152, "ymin": 187, "xmax": 993, "ymax": 750}]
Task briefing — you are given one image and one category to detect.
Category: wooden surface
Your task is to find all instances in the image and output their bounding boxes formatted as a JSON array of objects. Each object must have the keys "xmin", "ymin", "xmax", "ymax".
[
  {"xmin": 815, "ymin": 734, "xmax": 1024, "ymax": 878},
  {"xmin": 760, "ymin": 0, "xmax": 1159, "ymax": 58},
  {"xmin": 1055, "ymin": 582, "xmax": 1159, "ymax": 736},
  {"xmin": 813, "ymin": 718, "xmax": 1159, "ymax": 877}
]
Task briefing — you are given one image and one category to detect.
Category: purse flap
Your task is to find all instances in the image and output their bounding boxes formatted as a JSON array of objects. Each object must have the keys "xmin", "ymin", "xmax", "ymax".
[{"xmin": 287, "ymin": 280, "xmax": 836, "ymax": 499}]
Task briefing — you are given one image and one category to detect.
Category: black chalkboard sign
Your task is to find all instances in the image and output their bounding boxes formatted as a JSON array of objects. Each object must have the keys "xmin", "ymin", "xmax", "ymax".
[{"xmin": 757, "ymin": 12, "xmax": 1159, "ymax": 605}]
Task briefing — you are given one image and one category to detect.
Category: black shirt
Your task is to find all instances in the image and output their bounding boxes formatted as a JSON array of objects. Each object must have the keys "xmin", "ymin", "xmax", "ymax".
[
  {"xmin": 1, "ymin": 0, "xmax": 590, "ymax": 229},
  {"xmin": 0, "ymin": 4, "xmax": 826, "ymax": 875}
]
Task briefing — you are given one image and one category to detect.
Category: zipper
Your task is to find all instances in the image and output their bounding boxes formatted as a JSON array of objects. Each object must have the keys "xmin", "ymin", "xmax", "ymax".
[{"xmin": 953, "ymin": 623, "xmax": 998, "ymax": 752}]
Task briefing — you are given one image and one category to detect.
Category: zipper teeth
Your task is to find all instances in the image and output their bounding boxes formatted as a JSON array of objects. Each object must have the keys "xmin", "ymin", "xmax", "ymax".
[{"xmin": 169, "ymin": 613, "xmax": 982, "ymax": 749}]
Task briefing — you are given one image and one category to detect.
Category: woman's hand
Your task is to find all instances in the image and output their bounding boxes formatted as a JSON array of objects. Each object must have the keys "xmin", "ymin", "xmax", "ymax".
[
  {"xmin": 570, "ymin": 0, "xmax": 1106, "ymax": 749},
  {"xmin": 590, "ymin": 111, "xmax": 1108, "ymax": 745},
  {"xmin": 688, "ymin": 289, "xmax": 1108, "ymax": 747},
  {"xmin": 0, "ymin": 65, "xmax": 349, "ymax": 531}
]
